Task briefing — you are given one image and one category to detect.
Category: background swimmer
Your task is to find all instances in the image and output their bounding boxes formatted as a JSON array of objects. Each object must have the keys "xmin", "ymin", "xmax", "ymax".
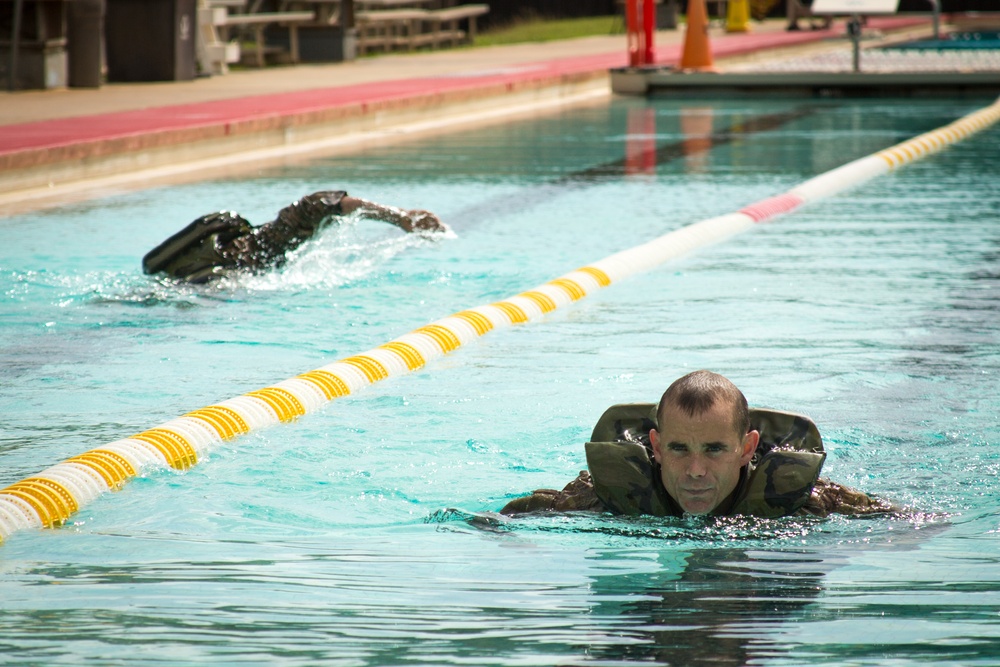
[{"xmin": 142, "ymin": 190, "xmax": 447, "ymax": 283}]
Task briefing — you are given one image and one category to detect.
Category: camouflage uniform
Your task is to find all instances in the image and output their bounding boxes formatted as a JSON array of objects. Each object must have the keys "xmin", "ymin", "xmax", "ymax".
[
  {"xmin": 501, "ymin": 404, "xmax": 894, "ymax": 518},
  {"xmin": 142, "ymin": 191, "xmax": 348, "ymax": 283}
]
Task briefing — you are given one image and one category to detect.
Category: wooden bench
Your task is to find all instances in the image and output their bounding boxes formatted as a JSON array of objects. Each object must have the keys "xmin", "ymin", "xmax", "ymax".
[
  {"xmin": 355, "ymin": 3, "xmax": 489, "ymax": 54},
  {"xmin": 422, "ymin": 4, "xmax": 489, "ymax": 48},
  {"xmin": 198, "ymin": 1, "xmax": 245, "ymax": 75},
  {"xmin": 222, "ymin": 10, "xmax": 316, "ymax": 66},
  {"xmin": 355, "ymin": 8, "xmax": 430, "ymax": 54},
  {"xmin": 279, "ymin": 0, "xmax": 345, "ymax": 27},
  {"xmin": 357, "ymin": 0, "xmax": 432, "ymax": 8}
]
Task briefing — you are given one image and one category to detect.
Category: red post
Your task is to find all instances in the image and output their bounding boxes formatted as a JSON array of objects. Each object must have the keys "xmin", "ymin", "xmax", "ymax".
[
  {"xmin": 626, "ymin": 0, "xmax": 641, "ymax": 67},
  {"xmin": 643, "ymin": 0, "xmax": 656, "ymax": 65},
  {"xmin": 626, "ymin": 0, "xmax": 656, "ymax": 67}
]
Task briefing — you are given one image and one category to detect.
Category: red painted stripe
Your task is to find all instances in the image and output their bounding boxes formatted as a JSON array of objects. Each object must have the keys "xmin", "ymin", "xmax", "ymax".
[{"xmin": 739, "ymin": 192, "xmax": 805, "ymax": 223}]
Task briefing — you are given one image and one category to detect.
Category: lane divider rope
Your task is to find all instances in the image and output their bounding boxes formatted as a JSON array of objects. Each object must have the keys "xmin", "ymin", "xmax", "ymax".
[{"xmin": 2, "ymin": 97, "xmax": 998, "ymax": 543}]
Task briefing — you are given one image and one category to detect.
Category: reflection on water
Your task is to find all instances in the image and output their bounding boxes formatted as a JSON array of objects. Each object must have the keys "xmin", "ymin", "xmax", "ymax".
[
  {"xmin": 445, "ymin": 104, "xmax": 818, "ymax": 229},
  {"xmin": 544, "ymin": 512, "xmax": 954, "ymax": 667},
  {"xmin": 586, "ymin": 547, "xmax": 833, "ymax": 666}
]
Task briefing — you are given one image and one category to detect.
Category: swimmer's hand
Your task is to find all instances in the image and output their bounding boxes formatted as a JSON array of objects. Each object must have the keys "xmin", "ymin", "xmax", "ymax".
[
  {"xmin": 403, "ymin": 210, "xmax": 448, "ymax": 234},
  {"xmin": 345, "ymin": 197, "xmax": 448, "ymax": 234}
]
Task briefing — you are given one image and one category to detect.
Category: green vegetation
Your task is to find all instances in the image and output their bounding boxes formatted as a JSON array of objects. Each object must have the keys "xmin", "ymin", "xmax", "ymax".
[{"xmin": 473, "ymin": 14, "xmax": 625, "ymax": 47}]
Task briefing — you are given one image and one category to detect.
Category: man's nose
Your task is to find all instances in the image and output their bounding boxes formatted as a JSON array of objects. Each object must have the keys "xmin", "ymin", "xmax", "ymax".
[{"xmin": 686, "ymin": 455, "xmax": 707, "ymax": 478}]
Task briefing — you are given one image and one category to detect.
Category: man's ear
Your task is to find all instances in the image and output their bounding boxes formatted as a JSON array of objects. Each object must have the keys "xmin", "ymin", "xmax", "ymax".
[
  {"xmin": 740, "ymin": 430, "xmax": 760, "ymax": 467},
  {"xmin": 650, "ymin": 428, "xmax": 662, "ymax": 463}
]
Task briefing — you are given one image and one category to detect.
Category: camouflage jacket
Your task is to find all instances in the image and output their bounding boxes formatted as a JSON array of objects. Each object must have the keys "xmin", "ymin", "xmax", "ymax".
[{"xmin": 501, "ymin": 404, "xmax": 894, "ymax": 519}]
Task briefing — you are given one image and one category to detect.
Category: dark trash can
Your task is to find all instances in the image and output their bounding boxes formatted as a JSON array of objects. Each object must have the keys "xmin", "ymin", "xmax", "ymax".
[
  {"xmin": 267, "ymin": 25, "xmax": 358, "ymax": 63},
  {"xmin": 659, "ymin": 0, "xmax": 678, "ymax": 29},
  {"xmin": 67, "ymin": 0, "xmax": 105, "ymax": 87},
  {"xmin": 105, "ymin": 0, "xmax": 196, "ymax": 81}
]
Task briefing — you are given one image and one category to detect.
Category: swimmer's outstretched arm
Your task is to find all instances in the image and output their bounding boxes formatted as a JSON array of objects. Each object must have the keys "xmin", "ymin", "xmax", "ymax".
[{"xmin": 340, "ymin": 196, "xmax": 448, "ymax": 233}]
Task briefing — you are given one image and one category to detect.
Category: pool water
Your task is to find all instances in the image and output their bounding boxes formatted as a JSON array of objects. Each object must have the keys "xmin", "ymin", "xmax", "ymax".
[
  {"xmin": 2, "ymin": 97, "xmax": 999, "ymax": 665},
  {"xmin": 898, "ymin": 31, "xmax": 1000, "ymax": 50}
]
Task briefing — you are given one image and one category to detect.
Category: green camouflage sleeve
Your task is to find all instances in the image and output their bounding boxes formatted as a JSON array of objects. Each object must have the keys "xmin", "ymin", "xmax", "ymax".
[
  {"xmin": 798, "ymin": 477, "xmax": 898, "ymax": 517},
  {"xmin": 500, "ymin": 471, "xmax": 606, "ymax": 515}
]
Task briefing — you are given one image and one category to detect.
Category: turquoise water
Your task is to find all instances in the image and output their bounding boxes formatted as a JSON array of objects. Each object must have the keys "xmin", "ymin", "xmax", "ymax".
[
  {"xmin": 1, "ymin": 97, "xmax": 999, "ymax": 665},
  {"xmin": 898, "ymin": 31, "xmax": 1000, "ymax": 50}
]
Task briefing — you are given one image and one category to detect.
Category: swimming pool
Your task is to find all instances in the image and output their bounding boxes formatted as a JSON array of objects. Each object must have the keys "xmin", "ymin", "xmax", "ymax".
[
  {"xmin": 2, "ymin": 97, "xmax": 999, "ymax": 665},
  {"xmin": 897, "ymin": 30, "xmax": 1000, "ymax": 50}
]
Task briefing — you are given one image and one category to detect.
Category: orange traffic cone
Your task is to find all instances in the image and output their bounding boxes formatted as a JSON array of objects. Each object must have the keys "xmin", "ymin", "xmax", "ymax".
[{"xmin": 679, "ymin": 0, "xmax": 717, "ymax": 72}]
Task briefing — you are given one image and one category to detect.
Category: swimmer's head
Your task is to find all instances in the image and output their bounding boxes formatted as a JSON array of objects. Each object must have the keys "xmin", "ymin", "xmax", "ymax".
[
  {"xmin": 656, "ymin": 370, "xmax": 750, "ymax": 438},
  {"xmin": 650, "ymin": 371, "xmax": 759, "ymax": 515}
]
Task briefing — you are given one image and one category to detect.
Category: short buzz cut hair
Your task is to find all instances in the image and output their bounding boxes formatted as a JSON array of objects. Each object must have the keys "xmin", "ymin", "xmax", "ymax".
[{"xmin": 656, "ymin": 370, "xmax": 750, "ymax": 437}]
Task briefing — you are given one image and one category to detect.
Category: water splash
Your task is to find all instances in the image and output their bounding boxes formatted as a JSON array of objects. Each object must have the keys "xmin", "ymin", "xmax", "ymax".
[
  {"xmin": 238, "ymin": 220, "xmax": 450, "ymax": 293},
  {"xmin": 34, "ymin": 217, "xmax": 457, "ymax": 308}
]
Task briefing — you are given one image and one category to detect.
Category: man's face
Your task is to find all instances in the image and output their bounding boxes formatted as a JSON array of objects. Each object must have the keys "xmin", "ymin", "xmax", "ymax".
[{"xmin": 650, "ymin": 401, "xmax": 758, "ymax": 515}]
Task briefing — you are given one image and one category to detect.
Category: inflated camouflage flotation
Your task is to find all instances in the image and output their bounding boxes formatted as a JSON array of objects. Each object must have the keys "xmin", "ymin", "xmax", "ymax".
[
  {"xmin": 142, "ymin": 211, "xmax": 254, "ymax": 283},
  {"xmin": 584, "ymin": 403, "xmax": 827, "ymax": 518}
]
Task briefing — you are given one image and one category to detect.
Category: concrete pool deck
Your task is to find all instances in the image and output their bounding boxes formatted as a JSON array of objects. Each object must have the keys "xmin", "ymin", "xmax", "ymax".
[{"xmin": 0, "ymin": 16, "xmax": 937, "ymax": 215}]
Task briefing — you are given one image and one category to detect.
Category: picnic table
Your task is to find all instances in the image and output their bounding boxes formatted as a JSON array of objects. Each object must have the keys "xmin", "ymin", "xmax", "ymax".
[{"xmin": 354, "ymin": 0, "xmax": 488, "ymax": 53}]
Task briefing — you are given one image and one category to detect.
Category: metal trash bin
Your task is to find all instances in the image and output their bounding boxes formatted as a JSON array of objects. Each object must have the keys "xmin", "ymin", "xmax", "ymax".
[
  {"xmin": 105, "ymin": 0, "xmax": 196, "ymax": 81},
  {"xmin": 659, "ymin": 0, "xmax": 679, "ymax": 29},
  {"xmin": 267, "ymin": 26, "xmax": 358, "ymax": 63}
]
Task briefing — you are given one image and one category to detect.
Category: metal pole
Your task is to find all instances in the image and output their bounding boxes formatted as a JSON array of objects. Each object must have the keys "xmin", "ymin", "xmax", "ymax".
[
  {"xmin": 8, "ymin": 0, "xmax": 25, "ymax": 91},
  {"xmin": 849, "ymin": 14, "xmax": 861, "ymax": 73},
  {"xmin": 342, "ymin": 0, "xmax": 354, "ymax": 29}
]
